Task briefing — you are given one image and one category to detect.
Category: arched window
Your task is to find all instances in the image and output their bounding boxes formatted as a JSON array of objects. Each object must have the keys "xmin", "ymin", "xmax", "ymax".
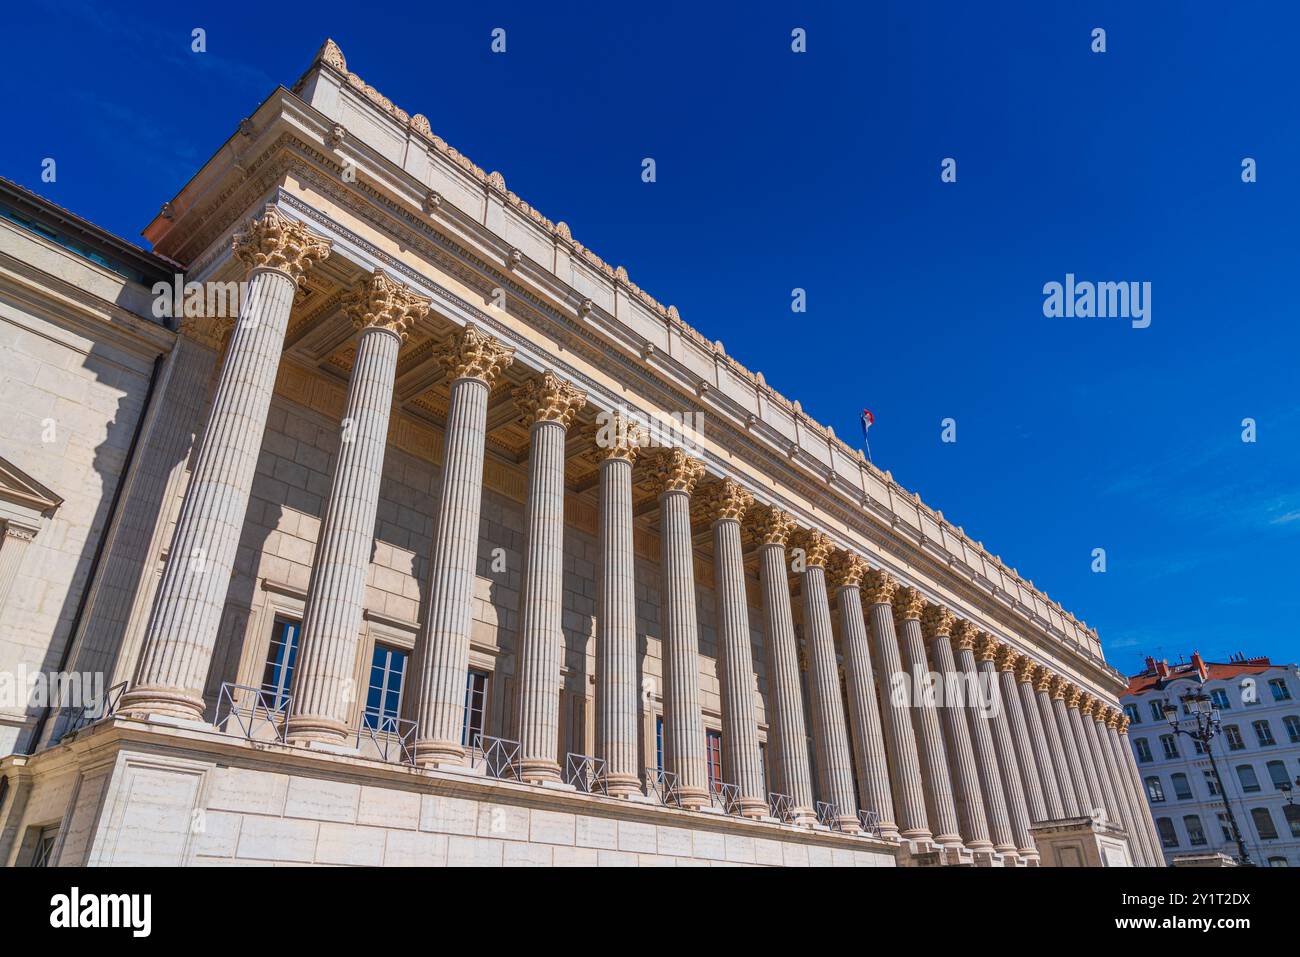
[
  {"xmin": 1266, "ymin": 760, "xmax": 1289, "ymax": 790},
  {"xmin": 1170, "ymin": 773, "xmax": 1192, "ymax": 800},
  {"xmin": 1284, "ymin": 805, "xmax": 1300, "ymax": 839},
  {"xmin": 1182, "ymin": 815, "xmax": 1206, "ymax": 846},
  {"xmin": 1155, "ymin": 817, "xmax": 1178, "ymax": 849},
  {"xmin": 1236, "ymin": 765, "xmax": 1260, "ymax": 793},
  {"xmin": 1251, "ymin": 807, "xmax": 1278, "ymax": 841},
  {"xmin": 1145, "ymin": 776, "xmax": 1165, "ymax": 803}
]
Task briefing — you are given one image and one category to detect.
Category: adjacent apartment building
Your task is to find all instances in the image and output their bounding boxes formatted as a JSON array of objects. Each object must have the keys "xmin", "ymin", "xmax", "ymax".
[
  {"xmin": 1123, "ymin": 653, "xmax": 1300, "ymax": 867},
  {"xmin": 0, "ymin": 39, "xmax": 1156, "ymax": 867}
]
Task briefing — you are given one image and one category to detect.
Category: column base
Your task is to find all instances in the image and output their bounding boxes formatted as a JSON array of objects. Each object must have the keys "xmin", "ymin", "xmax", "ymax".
[
  {"xmin": 519, "ymin": 760, "xmax": 561, "ymax": 785},
  {"xmin": 602, "ymin": 773, "xmax": 643, "ymax": 798},
  {"xmin": 677, "ymin": 786, "xmax": 709, "ymax": 811},
  {"xmin": 413, "ymin": 740, "xmax": 465, "ymax": 768},
  {"xmin": 285, "ymin": 716, "xmax": 349, "ymax": 745},
  {"xmin": 119, "ymin": 686, "xmax": 206, "ymax": 723},
  {"xmin": 834, "ymin": 815, "xmax": 861, "ymax": 834},
  {"xmin": 791, "ymin": 807, "xmax": 819, "ymax": 828},
  {"xmin": 738, "ymin": 797, "xmax": 769, "ymax": 819}
]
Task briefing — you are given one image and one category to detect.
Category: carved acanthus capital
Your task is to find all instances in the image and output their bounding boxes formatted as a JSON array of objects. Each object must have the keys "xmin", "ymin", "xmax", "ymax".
[
  {"xmin": 645, "ymin": 448, "xmax": 705, "ymax": 497},
  {"xmin": 974, "ymin": 631, "xmax": 1000, "ymax": 663},
  {"xmin": 1014, "ymin": 656, "xmax": 1038, "ymax": 684},
  {"xmin": 1048, "ymin": 675, "xmax": 1070, "ymax": 701},
  {"xmin": 343, "ymin": 269, "xmax": 430, "ymax": 342},
  {"xmin": 1117, "ymin": 713, "xmax": 1131, "ymax": 733},
  {"xmin": 512, "ymin": 371, "xmax": 587, "ymax": 428},
  {"xmin": 1065, "ymin": 685, "xmax": 1083, "ymax": 709},
  {"xmin": 1033, "ymin": 666, "xmax": 1056, "ymax": 694},
  {"xmin": 996, "ymin": 645, "xmax": 1021, "ymax": 674},
  {"xmin": 747, "ymin": 505, "xmax": 796, "ymax": 548},
  {"xmin": 861, "ymin": 569, "xmax": 898, "ymax": 606},
  {"xmin": 892, "ymin": 586, "xmax": 925, "ymax": 622},
  {"xmin": 828, "ymin": 551, "xmax": 868, "ymax": 591},
  {"xmin": 232, "ymin": 206, "xmax": 331, "ymax": 287},
  {"xmin": 949, "ymin": 619, "xmax": 978, "ymax": 651},
  {"xmin": 434, "ymin": 324, "xmax": 515, "ymax": 385},
  {"xmin": 588, "ymin": 412, "xmax": 645, "ymax": 464},
  {"xmin": 698, "ymin": 479, "xmax": 754, "ymax": 525},
  {"xmin": 793, "ymin": 528, "xmax": 834, "ymax": 569},
  {"xmin": 1079, "ymin": 693, "xmax": 1098, "ymax": 717},
  {"xmin": 179, "ymin": 314, "xmax": 234, "ymax": 351},
  {"xmin": 920, "ymin": 602, "xmax": 955, "ymax": 640}
]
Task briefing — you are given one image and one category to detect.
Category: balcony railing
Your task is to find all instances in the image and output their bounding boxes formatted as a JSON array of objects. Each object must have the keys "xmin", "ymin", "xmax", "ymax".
[
  {"xmin": 644, "ymin": 766, "xmax": 681, "ymax": 807},
  {"xmin": 815, "ymin": 800, "xmax": 845, "ymax": 831},
  {"xmin": 356, "ymin": 712, "xmax": 417, "ymax": 765},
  {"xmin": 564, "ymin": 752, "xmax": 608, "ymax": 794},
  {"xmin": 857, "ymin": 809, "xmax": 882, "ymax": 837},
  {"xmin": 768, "ymin": 791, "xmax": 797, "ymax": 823},
  {"xmin": 215, "ymin": 682, "xmax": 290, "ymax": 743},
  {"xmin": 470, "ymin": 733, "xmax": 521, "ymax": 781},
  {"xmin": 708, "ymin": 781, "xmax": 743, "ymax": 816},
  {"xmin": 55, "ymin": 680, "xmax": 129, "ymax": 742}
]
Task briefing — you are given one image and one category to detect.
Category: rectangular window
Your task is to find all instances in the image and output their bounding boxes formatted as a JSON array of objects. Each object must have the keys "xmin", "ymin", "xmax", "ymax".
[
  {"xmin": 461, "ymin": 669, "xmax": 489, "ymax": 748},
  {"xmin": 261, "ymin": 617, "xmax": 300, "ymax": 709},
  {"xmin": 1184, "ymin": 815, "xmax": 1207, "ymax": 847},
  {"xmin": 363, "ymin": 644, "xmax": 407, "ymax": 731},
  {"xmin": 1267, "ymin": 760, "xmax": 1289, "ymax": 791},
  {"xmin": 1145, "ymin": 776, "xmax": 1165, "ymax": 803},
  {"xmin": 1284, "ymin": 715, "xmax": 1300, "ymax": 744},
  {"xmin": 1269, "ymin": 678, "xmax": 1292, "ymax": 702},
  {"xmin": 1285, "ymin": 805, "xmax": 1300, "ymax": 839},
  {"xmin": 1237, "ymin": 764, "xmax": 1261, "ymax": 793},
  {"xmin": 1124, "ymin": 704, "xmax": 1141, "ymax": 725},
  {"xmin": 706, "ymin": 729, "xmax": 724, "ymax": 792},
  {"xmin": 1251, "ymin": 807, "xmax": 1278, "ymax": 841},
  {"xmin": 655, "ymin": 715, "xmax": 664, "ymax": 773},
  {"xmin": 1253, "ymin": 720, "xmax": 1276, "ymax": 747},
  {"xmin": 1224, "ymin": 725, "xmax": 1245, "ymax": 751},
  {"xmin": 29, "ymin": 826, "xmax": 58, "ymax": 867},
  {"xmin": 1171, "ymin": 773, "xmax": 1192, "ymax": 800},
  {"xmin": 1156, "ymin": 817, "xmax": 1178, "ymax": 849},
  {"xmin": 1210, "ymin": 688, "xmax": 1231, "ymax": 710},
  {"xmin": 1135, "ymin": 738, "xmax": 1153, "ymax": 763},
  {"xmin": 1160, "ymin": 734, "xmax": 1178, "ymax": 759},
  {"xmin": 1148, "ymin": 700, "xmax": 1166, "ymax": 722},
  {"xmin": 759, "ymin": 741, "xmax": 769, "ymax": 793},
  {"xmin": 1203, "ymin": 770, "xmax": 1221, "ymax": 797},
  {"xmin": 1217, "ymin": 813, "xmax": 1233, "ymax": 842}
]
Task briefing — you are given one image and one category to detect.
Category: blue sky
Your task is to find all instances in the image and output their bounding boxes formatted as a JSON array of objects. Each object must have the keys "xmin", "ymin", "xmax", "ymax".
[{"xmin": 2, "ymin": 1, "xmax": 1296, "ymax": 677}]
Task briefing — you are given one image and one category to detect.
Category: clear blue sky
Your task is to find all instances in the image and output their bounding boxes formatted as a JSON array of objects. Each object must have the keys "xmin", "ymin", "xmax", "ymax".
[{"xmin": 3, "ymin": 1, "xmax": 1296, "ymax": 677}]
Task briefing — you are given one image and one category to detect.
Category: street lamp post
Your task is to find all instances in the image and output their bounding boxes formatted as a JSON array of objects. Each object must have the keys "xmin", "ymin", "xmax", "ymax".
[{"xmin": 1162, "ymin": 689, "xmax": 1254, "ymax": 867}]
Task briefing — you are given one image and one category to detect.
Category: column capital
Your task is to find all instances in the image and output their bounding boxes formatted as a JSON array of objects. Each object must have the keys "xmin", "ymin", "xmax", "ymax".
[
  {"xmin": 891, "ymin": 585, "xmax": 925, "ymax": 622},
  {"xmin": 1032, "ymin": 666, "xmax": 1055, "ymax": 693},
  {"xmin": 588, "ymin": 411, "xmax": 645, "ymax": 464},
  {"xmin": 645, "ymin": 447, "xmax": 705, "ymax": 496},
  {"xmin": 179, "ymin": 314, "xmax": 234, "ymax": 350},
  {"xmin": 861, "ymin": 568, "xmax": 898, "ymax": 605},
  {"xmin": 434, "ymin": 323, "xmax": 515, "ymax": 384},
  {"xmin": 919, "ymin": 601, "xmax": 955, "ymax": 639},
  {"xmin": 1064, "ymin": 684, "xmax": 1084, "ymax": 709},
  {"xmin": 512, "ymin": 370, "xmax": 587, "ymax": 428},
  {"xmin": 1116, "ymin": 713, "xmax": 1131, "ymax": 733},
  {"xmin": 949, "ymin": 618, "xmax": 978, "ymax": 651},
  {"xmin": 697, "ymin": 478, "xmax": 753, "ymax": 524},
  {"xmin": 343, "ymin": 269, "xmax": 431, "ymax": 342},
  {"xmin": 995, "ymin": 643, "xmax": 1020, "ymax": 673},
  {"xmin": 747, "ymin": 504, "xmax": 796, "ymax": 547},
  {"xmin": 3, "ymin": 522, "xmax": 38, "ymax": 544},
  {"xmin": 1013, "ymin": 654, "xmax": 1037, "ymax": 684},
  {"xmin": 974, "ymin": 631, "xmax": 1001, "ymax": 663},
  {"xmin": 233, "ymin": 205, "xmax": 331, "ymax": 286},
  {"xmin": 1048, "ymin": 674, "xmax": 1069, "ymax": 701},
  {"xmin": 828, "ymin": 550, "xmax": 867, "ymax": 591},
  {"xmin": 793, "ymin": 528, "xmax": 834, "ymax": 568},
  {"xmin": 1080, "ymin": 693, "xmax": 1099, "ymax": 716}
]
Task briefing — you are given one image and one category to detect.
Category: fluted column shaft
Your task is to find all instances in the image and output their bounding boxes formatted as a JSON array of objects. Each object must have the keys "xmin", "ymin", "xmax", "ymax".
[
  {"xmin": 125, "ymin": 210, "xmax": 330, "ymax": 720},
  {"xmin": 512, "ymin": 372, "xmax": 585, "ymax": 783},
  {"xmin": 755, "ymin": 531, "xmax": 814, "ymax": 821},
  {"xmin": 592, "ymin": 415, "xmax": 642, "ymax": 796},
  {"xmin": 954, "ymin": 634, "xmax": 1015, "ymax": 857},
  {"xmin": 710, "ymin": 497, "xmax": 765, "ymax": 816},
  {"xmin": 865, "ymin": 580, "xmax": 930, "ymax": 842},
  {"xmin": 1035, "ymin": 681, "xmax": 1082, "ymax": 816},
  {"xmin": 1113, "ymin": 722, "xmax": 1165, "ymax": 866},
  {"xmin": 658, "ymin": 485, "xmax": 708, "ymax": 808},
  {"xmin": 979, "ymin": 649, "xmax": 1037, "ymax": 859},
  {"xmin": 798, "ymin": 543, "xmax": 858, "ymax": 831},
  {"xmin": 1050, "ymin": 684, "xmax": 1096, "ymax": 817},
  {"xmin": 999, "ymin": 663, "xmax": 1048, "ymax": 824},
  {"xmin": 1088, "ymin": 710, "xmax": 1150, "ymax": 865},
  {"xmin": 414, "ymin": 326, "xmax": 514, "ymax": 765},
  {"xmin": 894, "ymin": 592, "xmax": 961, "ymax": 846},
  {"xmin": 834, "ymin": 570, "xmax": 897, "ymax": 839},
  {"xmin": 924, "ymin": 610, "xmax": 991, "ymax": 852},
  {"xmin": 1079, "ymin": 705, "xmax": 1123, "ymax": 828},
  {"xmin": 289, "ymin": 327, "xmax": 403, "ymax": 740},
  {"xmin": 1017, "ymin": 673, "xmax": 1067, "ymax": 819},
  {"xmin": 1065, "ymin": 696, "xmax": 1106, "ymax": 817}
]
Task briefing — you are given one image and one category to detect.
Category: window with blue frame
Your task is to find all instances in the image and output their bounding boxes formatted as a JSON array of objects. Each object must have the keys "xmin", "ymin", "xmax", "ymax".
[
  {"xmin": 260, "ymin": 617, "xmax": 299, "ymax": 709},
  {"xmin": 461, "ymin": 669, "xmax": 489, "ymax": 748},
  {"xmin": 655, "ymin": 715, "xmax": 664, "ymax": 772},
  {"xmin": 363, "ymin": 644, "xmax": 407, "ymax": 732}
]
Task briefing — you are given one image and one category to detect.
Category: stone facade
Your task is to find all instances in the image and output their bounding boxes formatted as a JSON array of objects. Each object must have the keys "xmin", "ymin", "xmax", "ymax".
[{"xmin": 0, "ymin": 39, "xmax": 1154, "ymax": 867}]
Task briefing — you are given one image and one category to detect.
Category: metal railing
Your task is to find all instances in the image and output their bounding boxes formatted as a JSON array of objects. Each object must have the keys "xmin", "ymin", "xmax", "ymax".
[
  {"xmin": 644, "ymin": 766, "xmax": 681, "ymax": 807},
  {"xmin": 470, "ymin": 733, "xmax": 521, "ymax": 781},
  {"xmin": 768, "ymin": 791, "xmax": 797, "ymax": 823},
  {"xmin": 215, "ymin": 682, "xmax": 290, "ymax": 743},
  {"xmin": 564, "ymin": 752, "xmax": 608, "ymax": 794},
  {"xmin": 708, "ymin": 782, "xmax": 743, "ymax": 816},
  {"xmin": 857, "ymin": 809, "xmax": 882, "ymax": 837},
  {"xmin": 55, "ymin": 680, "xmax": 129, "ymax": 742},
  {"xmin": 356, "ymin": 712, "xmax": 417, "ymax": 765},
  {"xmin": 815, "ymin": 801, "xmax": 845, "ymax": 830}
]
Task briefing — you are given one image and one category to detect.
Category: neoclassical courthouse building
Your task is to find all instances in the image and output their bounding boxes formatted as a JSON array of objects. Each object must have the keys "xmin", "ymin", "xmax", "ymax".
[{"xmin": 0, "ymin": 41, "xmax": 1160, "ymax": 867}]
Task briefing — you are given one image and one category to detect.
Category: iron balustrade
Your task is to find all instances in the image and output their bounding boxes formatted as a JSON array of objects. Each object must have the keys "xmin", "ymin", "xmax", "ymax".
[
  {"xmin": 857, "ymin": 808, "xmax": 882, "ymax": 837},
  {"xmin": 564, "ymin": 752, "xmax": 609, "ymax": 794},
  {"xmin": 215, "ymin": 682, "xmax": 290, "ymax": 743},
  {"xmin": 55, "ymin": 680, "xmax": 129, "ymax": 742},
  {"xmin": 816, "ymin": 800, "xmax": 845, "ymax": 831},
  {"xmin": 644, "ymin": 766, "xmax": 682, "ymax": 807},
  {"xmin": 471, "ymin": 733, "xmax": 522, "ymax": 781},
  {"xmin": 708, "ymin": 782, "xmax": 743, "ymax": 816},
  {"xmin": 768, "ymin": 791, "xmax": 797, "ymax": 823},
  {"xmin": 356, "ymin": 712, "xmax": 417, "ymax": 765}
]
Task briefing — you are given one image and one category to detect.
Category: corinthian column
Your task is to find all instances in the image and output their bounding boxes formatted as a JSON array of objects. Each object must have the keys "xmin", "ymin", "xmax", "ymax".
[
  {"xmin": 749, "ymin": 505, "xmax": 814, "ymax": 824},
  {"xmin": 978, "ymin": 636, "xmax": 1038, "ymax": 861},
  {"xmin": 1035, "ymin": 667, "xmax": 1082, "ymax": 816},
  {"xmin": 413, "ymin": 326, "xmax": 514, "ymax": 765},
  {"xmin": 1049, "ymin": 676, "xmax": 1097, "ymax": 817},
  {"xmin": 795, "ymin": 529, "xmax": 858, "ymax": 832},
  {"xmin": 1079, "ymin": 695, "xmax": 1125, "ymax": 834},
  {"xmin": 894, "ymin": 588, "xmax": 962, "ymax": 848},
  {"xmin": 830, "ymin": 552, "xmax": 897, "ymax": 839},
  {"xmin": 700, "ymin": 480, "xmax": 766, "ymax": 817},
  {"xmin": 1062, "ymin": 684, "xmax": 1105, "ymax": 817},
  {"xmin": 952, "ymin": 621, "xmax": 1016, "ymax": 860},
  {"xmin": 1112, "ymin": 712, "xmax": 1165, "ymax": 866},
  {"xmin": 590, "ymin": 412, "xmax": 644, "ymax": 797},
  {"xmin": 997, "ymin": 648, "xmax": 1047, "ymax": 824},
  {"xmin": 512, "ymin": 371, "xmax": 586, "ymax": 783},
  {"xmin": 1015, "ymin": 656, "xmax": 1066, "ymax": 819},
  {"xmin": 1094, "ymin": 707, "xmax": 1152, "ymax": 865},
  {"xmin": 646, "ymin": 448, "xmax": 708, "ymax": 809},
  {"xmin": 287, "ymin": 271, "xmax": 429, "ymax": 742},
  {"xmin": 123, "ymin": 206, "xmax": 330, "ymax": 720},
  {"xmin": 864, "ymin": 570, "xmax": 930, "ymax": 844},
  {"xmin": 924, "ymin": 605, "xmax": 991, "ymax": 855}
]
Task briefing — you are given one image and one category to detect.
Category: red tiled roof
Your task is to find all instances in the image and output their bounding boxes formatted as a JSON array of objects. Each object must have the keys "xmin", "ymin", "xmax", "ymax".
[{"xmin": 1125, "ymin": 656, "xmax": 1277, "ymax": 696}]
